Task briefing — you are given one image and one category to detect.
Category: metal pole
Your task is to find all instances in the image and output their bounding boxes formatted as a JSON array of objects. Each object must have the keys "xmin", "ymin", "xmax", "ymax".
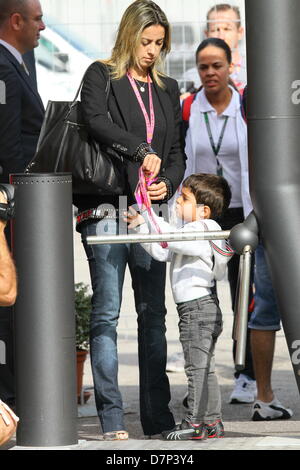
[
  {"xmin": 86, "ymin": 230, "xmax": 231, "ymax": 246},
  {"xmin": 87, "ymin": 227, "xmax": 255, "ymax": 372},
  {"xmin": 233, "ymin": 254, "xmax": 244, "ymax": 342},
  {"xmin": 246, "ymin": 0, "xmax": 300, "ymax": 390},
  {"xmin": 11, "ymin": 173, "xmax": 78, "ymax": 447},
  {"xmin": 234, "ymin": 246, "xmax": 252, "ymax": 370}
]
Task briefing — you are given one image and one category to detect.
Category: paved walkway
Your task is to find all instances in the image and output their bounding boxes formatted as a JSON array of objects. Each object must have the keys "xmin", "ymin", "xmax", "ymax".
[{"xmin": 3, "ymin": 225, "xmax": 300, "ymax": 451}]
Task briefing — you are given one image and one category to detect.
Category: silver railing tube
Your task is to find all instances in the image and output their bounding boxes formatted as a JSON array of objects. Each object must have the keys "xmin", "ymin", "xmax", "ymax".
[
  {"xmin": 86, "ymin": 230, "xmax": 253, "ymax": 372},
  {"xmin": 233, "ymin": 245, "xmax": 253, "ymax": 370},
  {"xmin": 86, "ymin": 230, "xmax": 231, "ymax": 245}
]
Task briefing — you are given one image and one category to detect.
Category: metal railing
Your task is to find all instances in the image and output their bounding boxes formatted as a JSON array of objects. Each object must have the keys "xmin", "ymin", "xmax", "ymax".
[
  {"xmin": 87, "ymin": 230, "xmax": 231, "ymax": 245},
  {"xmin": 86, "ymin": 229, "xmax": 254, "ymax": 371}
]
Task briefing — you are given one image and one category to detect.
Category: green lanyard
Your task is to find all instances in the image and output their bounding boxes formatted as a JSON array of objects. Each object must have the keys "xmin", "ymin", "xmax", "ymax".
[{"xmin": 204, "ymin": 112, "xmax": 229, "ymax": 176}]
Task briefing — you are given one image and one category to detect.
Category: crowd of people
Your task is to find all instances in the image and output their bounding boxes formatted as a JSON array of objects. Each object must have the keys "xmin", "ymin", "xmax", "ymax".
[{"xmin": 0, "ymin": 0, "xmax": 294, "ymax": 445}]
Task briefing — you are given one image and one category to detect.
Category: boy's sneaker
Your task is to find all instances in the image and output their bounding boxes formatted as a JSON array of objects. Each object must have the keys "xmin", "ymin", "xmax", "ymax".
[
  {"xmin": 205, "ymin": 420, "xmax": 225, "ymax": 438},
  {"xmin": 229, "ymin": 374, "xmax": 257, "ymax": 404},
  {"xmin": 252, "ymin": 398, "xmax": 293, "ymax": 421},
  {"xmin": 162, "ymin": 420, "xmax": 206, "ymax": 441}
]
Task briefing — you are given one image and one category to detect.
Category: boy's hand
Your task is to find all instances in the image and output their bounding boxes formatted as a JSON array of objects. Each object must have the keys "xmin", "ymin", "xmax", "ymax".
[{"xmin": 123, "ymin": 207, "xmax": 145, "ymax": 229}]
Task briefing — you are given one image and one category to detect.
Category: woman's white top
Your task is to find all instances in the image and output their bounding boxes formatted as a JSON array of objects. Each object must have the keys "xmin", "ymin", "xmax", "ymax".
[
  {"xmin": 184, "ymin": 86, "xmax": 252, "ymax": 217},
  {"xmin": 135, "ymin": 211, "xmax": 233, "ymax": 304}
]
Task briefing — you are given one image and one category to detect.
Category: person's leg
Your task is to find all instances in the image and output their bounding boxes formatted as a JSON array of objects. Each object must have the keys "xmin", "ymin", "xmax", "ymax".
[
  {"xmin": 249, "ymin": 243, "xmax": 279, "ymax": 402},
  {"xmin": 80, "ymin": 218, "xmax": 128, "ymax": 433},
  {"xmin": 204, "ymin": 354, "xmax": 222, "ymax": 424},
  {"xmin": 249, "ymin": 243, "xmax": 292, "ymax": 420},
  {"xmin": 129, "ymin": 243, "xmax": 174, "ymax": 436},
  {"xmin": 251, "ymin": 330, "xmax": 275, "ymax": 402},
  {"xmin": 161, "ymin": 295, "xmax": 223, "ymax": 441},
  {"xmin": 203, "ymin": 354, "xmax": 225, "ymax": 438},
  {"xmin": 178, "ymin": 295, "xmax": 223, "ymax": 424}
]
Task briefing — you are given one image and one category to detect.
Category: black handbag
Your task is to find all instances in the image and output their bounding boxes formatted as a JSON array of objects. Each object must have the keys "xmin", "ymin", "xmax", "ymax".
[{"xmin": 25, "ymin": 66, "xmax": 125, "ymax": 195}]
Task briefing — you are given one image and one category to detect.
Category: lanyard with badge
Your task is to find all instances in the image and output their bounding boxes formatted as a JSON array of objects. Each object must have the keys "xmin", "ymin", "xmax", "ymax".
[
  {"xmin": 127, "ymin": 72, "xmax": 155, "ymax": 144},
  {"xmin": 127, "ymin": 72, "xmax": 168, "ymax": 248},
  {"xmin": 204, "ymin": 112, "xmax": 229, "ymax": 177}
]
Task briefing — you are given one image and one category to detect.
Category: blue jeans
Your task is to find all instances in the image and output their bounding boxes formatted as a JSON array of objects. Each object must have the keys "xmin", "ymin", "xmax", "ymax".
[
  {"xmin": 249, "ymin": 243, "xmax": 281, "ymax": 331},
  {"xmin": 177, "ymin": 294, "xmax": 223, "ymax": 424},
  {"xmin": 80, "ymin": 218, "xmax": 175, "ymax": 435}
]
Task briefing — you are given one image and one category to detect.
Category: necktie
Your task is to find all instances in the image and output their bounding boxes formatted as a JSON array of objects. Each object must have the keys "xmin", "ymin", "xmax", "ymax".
[{"xmin": 21, "ymin": 61, "xmax": 30, "ymax": 76}]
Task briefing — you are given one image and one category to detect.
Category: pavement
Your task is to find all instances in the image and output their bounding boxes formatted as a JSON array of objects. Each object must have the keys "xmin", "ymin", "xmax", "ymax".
[{"xmin": 2, "ymin": 223, "xmax": 300, "ymax": 452}]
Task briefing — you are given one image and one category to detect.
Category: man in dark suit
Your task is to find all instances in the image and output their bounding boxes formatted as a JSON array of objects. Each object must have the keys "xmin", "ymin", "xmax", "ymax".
[
  {"xmin": 0, "ymin": 0, "xmax": 45, "ymax": 182},
  {"xmin": 0, "ymin": 0, "xmax": 45, "ymax": 405}
]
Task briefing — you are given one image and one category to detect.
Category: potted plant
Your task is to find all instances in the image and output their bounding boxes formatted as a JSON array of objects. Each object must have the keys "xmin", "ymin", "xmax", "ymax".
[{"xmin": 75, "ymin": 282, "xmax": 92, "ymax": 404}]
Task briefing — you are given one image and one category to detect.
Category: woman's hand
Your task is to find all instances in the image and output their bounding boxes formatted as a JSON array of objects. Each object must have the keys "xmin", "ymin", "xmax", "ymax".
[
  {"xmin": 148, "ymin": 181, "xmax": 168, "ymax": 201},
  {"xmin": 142, "ymin": 153, "xmax": 161, "ymax": 178}
]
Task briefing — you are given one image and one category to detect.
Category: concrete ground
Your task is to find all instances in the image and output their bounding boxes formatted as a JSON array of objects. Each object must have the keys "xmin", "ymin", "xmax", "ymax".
[{"xmin": 3, "ymin": 224, "xmax": 300, "ymax": 451}]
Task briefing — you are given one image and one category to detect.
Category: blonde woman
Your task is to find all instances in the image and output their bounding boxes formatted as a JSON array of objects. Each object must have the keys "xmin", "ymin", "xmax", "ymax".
[{"xmin": 74, "ymin": 0, "xmax": 185, "ymax": 440}]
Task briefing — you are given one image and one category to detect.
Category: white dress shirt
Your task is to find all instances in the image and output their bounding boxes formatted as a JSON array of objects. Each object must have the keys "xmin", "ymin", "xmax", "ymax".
[{"xmin": 0, "ymin": 39, "xmax": 22, "ymax": 64}]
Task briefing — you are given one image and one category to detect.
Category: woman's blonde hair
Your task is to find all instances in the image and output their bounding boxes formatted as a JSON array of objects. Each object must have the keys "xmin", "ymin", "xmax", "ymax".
[{"xmin": 102, "ymin": 0, "xmax": 171, "ymax": 88}]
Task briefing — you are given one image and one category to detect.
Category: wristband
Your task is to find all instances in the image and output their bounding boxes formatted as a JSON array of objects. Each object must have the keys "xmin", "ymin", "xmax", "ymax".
[
  {"xmin": 155, "ymin": 176, "xmax": 173, "ymax": 201},
  {"xmin": 132, "ymin": 143, "xmax": 157, "ymax": 163}
]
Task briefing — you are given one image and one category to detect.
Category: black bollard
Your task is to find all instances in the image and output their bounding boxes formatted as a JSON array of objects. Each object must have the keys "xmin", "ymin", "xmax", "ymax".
[
  {"xmin": 11, "ymin": 173, "xmax": 77, "ymax": 447},
  {"xmin": 246, "ymin": 0, "xmax": 300, "ymax": 390}
]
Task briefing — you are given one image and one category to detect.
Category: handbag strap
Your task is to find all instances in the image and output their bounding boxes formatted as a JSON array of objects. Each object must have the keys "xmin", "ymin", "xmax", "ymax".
[{"xmin": 68, "ymin": 62, "xmax": 111, "ymax": 114}]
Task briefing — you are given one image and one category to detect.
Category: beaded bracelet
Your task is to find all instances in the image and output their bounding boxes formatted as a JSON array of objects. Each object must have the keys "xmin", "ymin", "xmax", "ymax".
[
  {"xmin": 132, "ymin": 142, "xmax": 157, "ymax": 162},
  {"xmin": 155, "ymin": 176, "xmax": 173, "ymax": 201}
]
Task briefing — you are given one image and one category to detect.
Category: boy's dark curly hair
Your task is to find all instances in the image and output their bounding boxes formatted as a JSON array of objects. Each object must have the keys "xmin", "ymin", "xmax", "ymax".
[{"xmin": 183, "ymin": 173, "xmax": 232, "ymax": 219}]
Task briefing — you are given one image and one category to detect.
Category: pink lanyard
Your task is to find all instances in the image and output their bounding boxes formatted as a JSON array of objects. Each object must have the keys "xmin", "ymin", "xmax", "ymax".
[
  {"xmin": 135, "ymin": 168, "xmax": 168, "ymax": 249},
  {"xmin": 128, "ymin": 72, "xmax": 167, "ymax": 248},
  {"xmin": 127, "ymin": 72, "xmax": 155, "ymax": 144}
]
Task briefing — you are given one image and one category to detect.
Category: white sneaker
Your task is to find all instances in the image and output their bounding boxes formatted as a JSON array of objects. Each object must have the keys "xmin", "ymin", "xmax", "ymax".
[
  {"xmin": 229, "ymin": 374, "xmax": 257, "ymax": 404},
  {"xmin": 166, "ymin": 352, "xmax": 185, "ymax": 373},
  {"xmin": 252, "ymin": 398, "xmax": 293, "ymax": 421}
]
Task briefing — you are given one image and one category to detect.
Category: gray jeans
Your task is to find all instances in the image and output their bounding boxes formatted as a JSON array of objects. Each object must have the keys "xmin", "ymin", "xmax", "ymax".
[{"xmin": 177, "ymin": 294, "xmax": 223, "ymax": 424}]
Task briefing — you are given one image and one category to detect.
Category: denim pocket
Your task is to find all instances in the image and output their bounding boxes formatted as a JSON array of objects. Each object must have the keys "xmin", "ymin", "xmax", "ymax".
[{"xmin": 177, "ymin": 296, "xmax": 223, "ymax": 344}]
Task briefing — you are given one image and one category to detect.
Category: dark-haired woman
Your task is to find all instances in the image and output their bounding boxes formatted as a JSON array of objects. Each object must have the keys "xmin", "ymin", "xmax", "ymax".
[
  {"xmin": 74, "ymin": 0, "xmax": 185, "ymax": 440},
  {"xmin": 184, "ymin": 38, "xmax": 255, "ymax": 403}
]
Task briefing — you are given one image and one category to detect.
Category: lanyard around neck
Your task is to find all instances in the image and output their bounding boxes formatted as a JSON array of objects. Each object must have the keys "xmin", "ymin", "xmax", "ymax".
[
  {"xmin": 127, "ymin": 72, "xmax": 155, "ymax": 144},
  {"xmin": 204, "ymin": 112, "xmax": 229, "ymax": 157}
]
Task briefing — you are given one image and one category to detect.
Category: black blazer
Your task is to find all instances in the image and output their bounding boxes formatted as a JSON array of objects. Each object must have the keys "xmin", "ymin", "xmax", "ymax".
[
  {"xmin": 79, "ymin": 61, "xmax": 186, "ymax": 203},
  {"xmin": 0, "ymin": 44, "xmax": 44, "ymax": 182}
]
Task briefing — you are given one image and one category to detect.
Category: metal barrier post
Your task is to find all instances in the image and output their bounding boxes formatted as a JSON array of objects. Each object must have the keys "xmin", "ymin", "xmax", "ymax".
[
  {"xmin": 246, "ymin": 0, "xmax": 300, "ymax": 394},
  {"xmin": 233, "ymin": 246, "xmax": 253, "ymax": 370},
  {"xmin": 11, "ymin": 173, "xmax": 78, "ymax": 447}
]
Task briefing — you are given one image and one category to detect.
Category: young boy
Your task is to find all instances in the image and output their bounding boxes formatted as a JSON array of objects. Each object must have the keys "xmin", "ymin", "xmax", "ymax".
[{"xmin": 125, "ymin": 173, "xmax": 234, "ymax": 440}]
